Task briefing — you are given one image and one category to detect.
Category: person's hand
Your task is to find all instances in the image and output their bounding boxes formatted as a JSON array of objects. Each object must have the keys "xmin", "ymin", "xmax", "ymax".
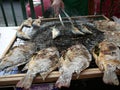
[{"xmin": 51, "ymin": 0, "xmax": 64, "ymax": 16}]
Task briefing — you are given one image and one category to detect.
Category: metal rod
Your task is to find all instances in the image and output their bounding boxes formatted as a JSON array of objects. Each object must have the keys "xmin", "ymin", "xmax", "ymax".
[
  {"xmin": 58, "ymin": 14, "xmax": 65, "ymax": 27},
  {"xmin": 61, "ymin": 9, "xmax": 74, "ymax": 26},
  {"xmin": 40, "ymin": 0, "xmax": 44, "ymax": 17},
  {"xmin": 20, "ymin": 0, "xmax": 27, "ymax": 19},
  {"xmin": 10, "ymin": 0, "xmax": 17, "ymax": 26},
  {"xmin": 0, "ymin": 0, "xmax": 8, "ymax": 26},
  {"xmin": 28, "ymin": 0, "xmax": 36, "ymax": 19}
]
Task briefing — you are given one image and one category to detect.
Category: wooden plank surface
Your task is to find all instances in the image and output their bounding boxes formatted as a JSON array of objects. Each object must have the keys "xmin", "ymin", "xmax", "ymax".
[
  {"xmin": 0, "ymin": 68, "xmax": 120, "ymax": 86},
  {"xmin": 0, "ymin": 68, "xmax": 102, "ymax": 86},
  {"xmin": 0, "ymin": 27, "xmax": 18, "ymax": 59}
]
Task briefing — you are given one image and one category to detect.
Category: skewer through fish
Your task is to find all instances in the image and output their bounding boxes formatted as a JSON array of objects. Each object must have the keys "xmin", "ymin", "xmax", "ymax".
[
  {"xmin": 16, "ymin": 47, "xmax": 60, "ymax": 89},
  {"xmin": 0, "ymin": 42, "xmax": 36, "ymax": 72},
  {"xmin": 92, "ymin": 41, "xmax": 120, "ymax": 85},
  {"xmin": 55, "ymin": 44, "xmax": 92, "ymax": 88}
]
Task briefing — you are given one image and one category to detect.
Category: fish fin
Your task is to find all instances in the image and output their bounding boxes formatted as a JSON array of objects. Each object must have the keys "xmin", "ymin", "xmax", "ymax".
[
  {"xmin": 71, "ymin": 26, "xmax": 84, "ymax": 35},
  {"xmin": 40, "ymin": 72, "xmax": 49, "ymax": 81},
  {"xmin": 55, "ymin": 71, "xmax": 73, "ymax": 88},
  {"xmin": 5, "ymin": 61, "xmax": 28, "ymax": 72},
  {"xmin": 103, "ymin": 64, "xmax": 119, "ymax": 85},
  {"xmin": 22, "ymin": 63, "xmax": 29, "ymax": 71},
  {"xmin": 112, "ymin": 16, "xmax": 119, "ymax": 22},
  {"xmin": 16, "ymin": 74, "xmax": 35, "ymax": 89},
  {"xmin": 40, "ymin": 64, "xmax": 59, "ymax": 80}
]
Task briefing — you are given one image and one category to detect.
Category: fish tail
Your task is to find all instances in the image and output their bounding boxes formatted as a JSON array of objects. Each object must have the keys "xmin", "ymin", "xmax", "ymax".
[
  {"xmin": 103, "ymin": 65, "xmax": 119, "ymax": 85},
  {"xmin": 55, "ymin": 71, "xmax": 73, "ymax": 88},
  {"xmin": 16, "ymin": 74, "xmax": 35, "ymax": 89}
]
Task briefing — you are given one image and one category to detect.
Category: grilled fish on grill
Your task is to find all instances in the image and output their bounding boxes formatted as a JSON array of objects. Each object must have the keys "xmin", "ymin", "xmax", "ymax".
[
  {"xmin": 0, "ymin": 42, "xmax": 36, "ymax": 72},
  {"xmin": 55, "ymin": 44, "xmax": 92, "ymax": 88},
  {"xmin": 92, "ymin": 41, "xmax": 120, "ymax": 85},
  {"xmin": 16, "ymin": 47, "xmax": 60, "ymax": 89},
  {"xmin": 94, "ymin": 20, "xmax": 120, "ymax": 31}
]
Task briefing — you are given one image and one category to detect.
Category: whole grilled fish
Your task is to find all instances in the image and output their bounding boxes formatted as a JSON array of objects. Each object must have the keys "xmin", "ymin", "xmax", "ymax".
[
  {"xmin": 92, "ymin": 41, "xmax": 120, "ymax": 85},
  {"xmin": 93, "ymin": 20, "xmax": 120, "ymax": 31},
  {"xmin": 16, "ymin": 47, "xmax": 60, "ymax": 89},
  {"xmin": 55, "ymin": 44, "xmax": 92, "ymax": 88},
  {"xmin": 0, "ymin": 42, "xmax": 36, "ymax": 72}
]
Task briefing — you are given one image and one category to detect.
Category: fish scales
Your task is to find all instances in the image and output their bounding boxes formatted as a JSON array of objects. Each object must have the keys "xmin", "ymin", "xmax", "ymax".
[
  {"xmin": 92, "ymin": 41, "xmax": 120, "ymax": 85},
  {"xmin": 16, "ymin": 47, "xmax": 60, "ymax": 89},
  {"xmin": 55, "ymin": 44, "xmax": 92, "ymax": 88},
  {"xmin": 0, "ymin": 42, "xmax": 36, "ymax": 72}
]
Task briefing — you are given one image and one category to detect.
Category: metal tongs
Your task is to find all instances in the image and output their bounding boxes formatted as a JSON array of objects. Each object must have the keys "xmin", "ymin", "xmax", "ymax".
[{"xmin": 58, "ymin": 8, "xmax": 84, "ymax": 35}]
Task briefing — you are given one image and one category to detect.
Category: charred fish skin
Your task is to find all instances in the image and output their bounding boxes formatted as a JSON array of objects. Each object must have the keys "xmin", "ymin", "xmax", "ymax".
[
  {"xmin": 92, "ymin": 41, "xmax": 120, "ymax": 85},
  {"xmin": 16, "ymin": 47, "xmax": 60, "ymax": 89},
  {"xmin": 0, "ymin": 42, "xmax": 36, "ymax": 72},
  {"xmin": 55, "ymin": 44, "xmax": 92, "ymax": 88}
]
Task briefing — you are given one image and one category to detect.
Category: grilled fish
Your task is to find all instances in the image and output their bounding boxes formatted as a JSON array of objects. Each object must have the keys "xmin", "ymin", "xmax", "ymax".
[
  {"xmin": 94, "ymin": 20, "xmax": 120, "ymax": 31},
  {"xmin": 0, "ymin": 42, "xmax": 36, "ymax": 72},
  {"xmin": 92, "ymin": 41, "xmax": 120, "ymax": 85},
  {"xmin": 16, "ymin": 17, "xmax": 33, "ymax": 40},
  {"xmin": 55, "ymin": 44, "xmax": 92, "ymax": 88},
  {"xmin": 16, "ymin": 47, "xmax": 60, "ymax": 89}
]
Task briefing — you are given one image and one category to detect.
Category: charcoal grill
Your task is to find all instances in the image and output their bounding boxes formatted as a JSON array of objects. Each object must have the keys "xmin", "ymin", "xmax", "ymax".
[{"xmin": 1, "ymin": 15, "xmax": 119, "ymax": 87}]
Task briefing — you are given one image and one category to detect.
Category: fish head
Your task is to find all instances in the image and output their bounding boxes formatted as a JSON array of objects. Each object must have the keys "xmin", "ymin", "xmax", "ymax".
[
  {"xmin": 22, "ymin": 17, "xmax": 33, "ymax": 27},
  {"xmin": 32, "ymin": 18, "xmax": 41, "ymax": 28},
  {"xmin": 16, "ymin": 30, "xmax": 31, "ymax": 40},
  {"xmin": 99, "ymin": 41, "xmax": 117, "ymax": 53}
]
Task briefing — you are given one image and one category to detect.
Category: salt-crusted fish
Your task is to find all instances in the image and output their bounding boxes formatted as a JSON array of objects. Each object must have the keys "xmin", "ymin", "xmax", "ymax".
[
  {"xmin": 55, "ymin": 44, "xmax": 92, "ymax": 88},
  {"xmin": 92, "ymin": 41, "xmax": 120, "ymax": 85},
  {"xmin": 93, "ymin": 20, "xmax": 120, "ymax": 31},
  {"xmin": 16, "ymin": 17, "xmax": 33, "ymax": 40},
  {"xmin": 16, "ymin": 47, "xmax": 60, "ymax": 89},
  {"xmin": 0, "ymin": 42, "xmax": 36, "ymax": 72}
]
